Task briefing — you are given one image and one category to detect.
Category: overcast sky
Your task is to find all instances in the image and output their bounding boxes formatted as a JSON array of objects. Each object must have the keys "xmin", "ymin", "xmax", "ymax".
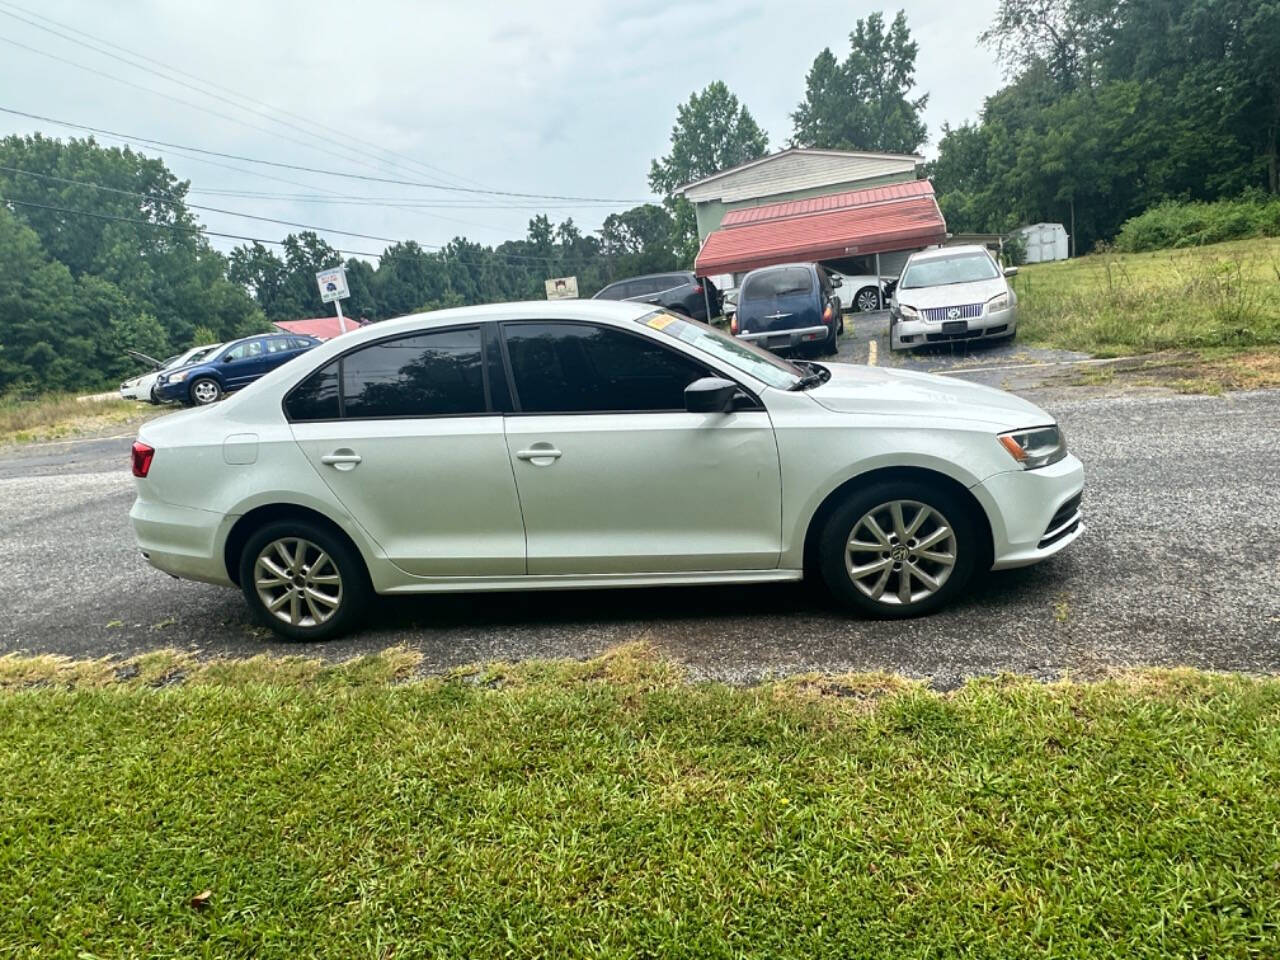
[{"xmin": 0, "ymin": 0, "xmax": 1003, "ymax": 263}]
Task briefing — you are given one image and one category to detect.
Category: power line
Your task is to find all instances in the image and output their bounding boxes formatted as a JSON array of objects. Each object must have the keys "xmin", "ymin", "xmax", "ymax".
[
  {"xmin": 1, "ymin": 196, "xmax": 583, "ymax": 268},
  {"xmin": 0, "ymin": 0, "xmax": 489, "ymax": 191},
  {"xmin": 0, "ymin": 105, "xmax": 651, "ymax": 204}
]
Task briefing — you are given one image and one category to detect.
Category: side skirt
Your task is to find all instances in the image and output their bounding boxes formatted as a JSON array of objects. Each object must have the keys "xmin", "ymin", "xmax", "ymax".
[{"xmin": 378, "ymin": 568, "xmax": 805, "ymax": 595}]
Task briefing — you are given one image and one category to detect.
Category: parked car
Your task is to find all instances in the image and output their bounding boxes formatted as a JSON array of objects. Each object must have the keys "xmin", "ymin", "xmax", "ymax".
[
  {"xmin": 152, "ymin": 333, "xmax": 319, "ymax": 406},
  {"xmin": 730, "ymin": 263, "xmax": 843, "ymax": 355},
  {"xmin": 130, "ymin": 300, "xmax": 1084, "ymax": 641},
  {"xmin": 889, "ymin": 245, "xmax": 1018, "ymax": 351},
  {"xmin": 593, "ymin": 271, "xmax": 722, "ymax": 321},
  {"xmin": 120, "ymin": 343, "xmax": 224, "ymax": 404},
  {"xmin": 829, "ymin": 271, "xmax": 889, "ymax": 313}
]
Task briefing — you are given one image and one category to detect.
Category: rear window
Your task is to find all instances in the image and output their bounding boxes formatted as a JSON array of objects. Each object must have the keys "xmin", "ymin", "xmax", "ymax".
[
  {"xmin": 742, "ymin": 267, "xmax": 814, "ymax": 300},
  {"xmin": 900, "ymin": 253, "xmax": 999, "ymax": 289}
]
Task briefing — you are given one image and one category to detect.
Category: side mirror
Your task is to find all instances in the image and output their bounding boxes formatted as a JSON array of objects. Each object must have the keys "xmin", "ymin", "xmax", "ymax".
[
  {"xmin": 684, "ymin": 376, "xmax": 738, "ymax": 414},
  {"xmin": 829, "ymin": 276, "xmax": 843, "ymax": 288},
  {"xmin": 1003, "ymin": 266, "xmax": 1019, "ymax": 277}
]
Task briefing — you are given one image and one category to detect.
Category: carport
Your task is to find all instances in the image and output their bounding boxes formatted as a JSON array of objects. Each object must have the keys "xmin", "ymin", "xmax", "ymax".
[{"xmin": 694, "ymin": 179, "xmax": 947, "ymax": 308}]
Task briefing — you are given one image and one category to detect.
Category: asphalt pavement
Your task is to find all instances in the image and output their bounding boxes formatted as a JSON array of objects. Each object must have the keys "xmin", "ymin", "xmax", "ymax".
[{"xmin": 2, "ymin": 325, "xmax": 1277, "ymax": 687}]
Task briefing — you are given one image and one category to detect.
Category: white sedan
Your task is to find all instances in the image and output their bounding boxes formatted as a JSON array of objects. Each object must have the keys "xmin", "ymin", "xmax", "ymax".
[{"xmin": 129, "ymin": 300, "xmax": 1084, "ymax": 640}]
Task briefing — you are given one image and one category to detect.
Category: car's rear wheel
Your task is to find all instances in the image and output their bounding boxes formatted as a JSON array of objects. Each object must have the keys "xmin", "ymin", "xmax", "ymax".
[
  {"xmin": 854, "ymin": 286, "xmax": 881, "ymax": 312},
  {"xmin": 239, "ymin": 520, "xmax": 370, "ymax": 641},
  {"xmin": 189, "ymin": 377, "xmax": 223, "ymax": 405},
  {"xmin": 818, "ymin": 480, "xmax": 978, "ymax": 619}
]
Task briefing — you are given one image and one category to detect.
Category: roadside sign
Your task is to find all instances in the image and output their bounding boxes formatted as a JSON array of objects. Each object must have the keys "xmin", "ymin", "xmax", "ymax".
[
  {"xmin": 316, "ymin": 266, "xmax": 350, "ymax": 303},
  {"xmin": 545, "ymin": 276, "xmax": 579, "ymax": 300}
]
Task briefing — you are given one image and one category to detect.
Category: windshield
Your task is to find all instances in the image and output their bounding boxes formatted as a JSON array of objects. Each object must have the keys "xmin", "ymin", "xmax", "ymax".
[
  {"xmin": 900, "ymin": 253, "xmax": 999, "ymax": 289},
  {"xmin": 636, "ymin": 312, "xmax": 801, "ymax": 389},
  {"xmin": 742, "ymin": 267, "xmax": 813, "ymax": 299}
]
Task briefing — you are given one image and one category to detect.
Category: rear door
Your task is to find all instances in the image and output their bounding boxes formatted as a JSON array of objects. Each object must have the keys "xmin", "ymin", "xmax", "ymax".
[
  {"xmin": 287, "ymin": 325, "xmax": 526, "ymax": 578},
  {"xmin": 737, "ymin": 267, "xmax": 820, "ymax": 341},
  {"xmin": 498, "ymin": 319, "xmax": 782, "ymax": 575}
]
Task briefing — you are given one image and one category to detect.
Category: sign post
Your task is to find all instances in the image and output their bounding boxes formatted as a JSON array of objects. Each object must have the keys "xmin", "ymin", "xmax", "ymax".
[{"xmin": 316, "ymin": 266, "xmax": 351, "ymax": 333}]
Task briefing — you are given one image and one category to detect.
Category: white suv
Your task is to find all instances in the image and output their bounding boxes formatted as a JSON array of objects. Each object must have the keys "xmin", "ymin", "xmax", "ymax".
[{"xmin": 130, "ymin": 300, "xmax": 1083, "ymax": 640}]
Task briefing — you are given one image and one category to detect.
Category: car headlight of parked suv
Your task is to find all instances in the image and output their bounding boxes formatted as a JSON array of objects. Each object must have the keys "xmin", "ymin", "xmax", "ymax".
[
  {"xmin": 999, "ymin": 425, "xmax": 1066, "ymax": 470},
  {"xmin": 986, "ymin": 292, "xmax": 1010, "ymax": 312}
]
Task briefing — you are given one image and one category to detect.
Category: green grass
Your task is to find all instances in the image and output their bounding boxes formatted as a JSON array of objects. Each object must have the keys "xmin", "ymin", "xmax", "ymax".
[
  {"xmin": 1013, "ymin": 236, "xmax": 1280, "ymax": 357},
  {"xmin": 4, "ymin": 645, "xmax": 1280, "ymax": 958},
  {"xmin": 0, "ymin": 392, "xmax": 159, "ymax": 446}
]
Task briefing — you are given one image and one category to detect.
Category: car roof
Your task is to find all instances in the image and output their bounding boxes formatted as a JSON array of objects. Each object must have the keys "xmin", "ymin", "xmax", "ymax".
[
  {"xmin": 742, "ymin": 262, "xmax": 818, "ymax": 279},
  {"xmin": 604, "ymin": 271, "xmax": 692, "ymax": 284},
  {"xmin": 908, "ymin": 245, "xmax": 991, "ymax": 263}
]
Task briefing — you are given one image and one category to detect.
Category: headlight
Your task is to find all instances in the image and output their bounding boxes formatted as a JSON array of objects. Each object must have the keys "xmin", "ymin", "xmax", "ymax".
[
  {"xmin": 986, "ymin": 292, "xmax": 1010, "ymax": 312},
  {"xmin": 999, "ymin": 425, "xmax": 1066, "ymax": 469},
  {"xmin": 899, "ymin": 304, "xmax": 919, "ymax": 319},
  {"xmin": 167, "ymin": 370, "xmax": 191, "ymax": 383}
]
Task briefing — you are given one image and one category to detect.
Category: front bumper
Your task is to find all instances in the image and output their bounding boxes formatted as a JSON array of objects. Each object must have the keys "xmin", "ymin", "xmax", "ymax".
[
  {"xmin": 131, "ymin": 496, "xmax": 236, "ymax": 586},
  {"xmin": 971, "ymin": 453, "xmax": 1084, "ymax": 570},
  {"xmin": 119, "ymin": 382, "xmax": 144, "ymax": 401},
  {"xmin": 738, "ymin": 325, "xmax": 830, "ymax": 350},
  {"xmin": 892, "ymin": 305, "xmax": 1016, "ymax": 350},
  {"xmin": 152, "ymin": 379, "xmax": 189, "ymax": 403}
]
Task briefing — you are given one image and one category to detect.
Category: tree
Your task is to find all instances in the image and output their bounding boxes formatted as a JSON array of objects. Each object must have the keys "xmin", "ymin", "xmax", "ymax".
[
  {"xmin": 791, "ymin": 11, "xmax": 929, "ymax": 154},
  {"xmin": 649, "ymin": 82, "xmax": 769, "ymax": 263}
]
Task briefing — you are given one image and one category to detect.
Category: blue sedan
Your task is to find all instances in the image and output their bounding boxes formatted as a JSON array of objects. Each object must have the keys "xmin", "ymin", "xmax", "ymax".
[{"xmin": 154, "ymin": 333, "xmax": 321, "ymax": 406}]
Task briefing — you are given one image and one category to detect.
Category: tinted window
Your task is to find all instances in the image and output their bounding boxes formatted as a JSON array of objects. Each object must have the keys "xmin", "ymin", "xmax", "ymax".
[
  {"xmin": 742, "ymin": 267, "xmax": 814, "ymax": 299},
  {"xmin": 342, "ymin": 327, "xmax": 485, "ymax": 418},
  {"xmin": 266, "ymin": 338, "xmax": 293, "ymax": 354},
  {"xmin": 594, "ymin": 281, "xmax": 626, "ymax": 301},
  {"xmin": 285, "ymin": 360, "xmax": 340, "ymax": 421},
  {"xmin": 225, "ymin": 340, "xmax": 264, "ymax": 361},
  {"xmin": 290, "ymin": 338, "xmax": 313, "ymax": 350},
  {"xmin": 503, "ymin": 322, "xmax": 709, "ymax": 413}
]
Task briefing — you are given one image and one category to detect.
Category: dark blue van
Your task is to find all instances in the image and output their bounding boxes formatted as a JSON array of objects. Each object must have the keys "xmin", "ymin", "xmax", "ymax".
[{"xmin": 730, "ymin": 263, "xmax": 843, "ymax": 355}]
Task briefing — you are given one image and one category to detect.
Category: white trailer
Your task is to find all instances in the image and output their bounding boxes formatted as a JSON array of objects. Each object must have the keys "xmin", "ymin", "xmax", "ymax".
[{"xmin": 1013, "ymin": 223, "xmax": 1070, "ymax": 263}]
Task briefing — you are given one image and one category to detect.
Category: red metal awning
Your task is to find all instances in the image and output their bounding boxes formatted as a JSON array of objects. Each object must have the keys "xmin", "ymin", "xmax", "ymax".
[
  {"xmin": 273, "ymin": 317, "xmax": 364, "ymax": 341},
  {"xmin": 695, "ymin": 179, "xmax": 946, "ymax": 277}
]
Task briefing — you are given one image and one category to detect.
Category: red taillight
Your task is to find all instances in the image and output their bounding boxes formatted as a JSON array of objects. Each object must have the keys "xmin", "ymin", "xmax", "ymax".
[
  {"xmin": 823, "ymin": 303, "xmax": 834, "ymax": 324},
  {"xmin": 131, "ymin": 441, "xmax": 155, "ymax": 478},
  {"xmin": 692, "ymin": 283, "xmax": 703, "ymax": 295},
  {"xmin": 730, "ymin": 314, "xmax": 739, "ymax": 335}
]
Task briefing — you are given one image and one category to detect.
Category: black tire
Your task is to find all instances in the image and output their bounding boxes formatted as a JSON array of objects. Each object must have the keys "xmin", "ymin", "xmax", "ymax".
[
  {"xmin": 817, "ymin": 479, "xmax": 979, "ymax": 620},
  {"xmin": 189, "ymin": 377, "xmax": 223, "ymax": 406},
  {"xmin": 238, "ymin": 519, "xmax": 371, "ymax": 641},
  {"xmin": 147, "ymin": 385, "xmax": 161, "ymax": 405},
  {"xmin": 853, "ymin": 286, "xmax": 882, "ymax": 313},
  {"xmin": 822, "ymin": 321, "xmax": 840, "ymax": 356}
]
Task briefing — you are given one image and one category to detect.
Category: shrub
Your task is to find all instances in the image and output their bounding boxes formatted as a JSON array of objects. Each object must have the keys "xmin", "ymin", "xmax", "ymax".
[{"xmin": 1115, "ymin": 196, "xmax": 1280, "ymax": 253}]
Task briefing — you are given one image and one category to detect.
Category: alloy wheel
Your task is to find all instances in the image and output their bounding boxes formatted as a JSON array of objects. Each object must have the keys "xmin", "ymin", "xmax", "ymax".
[
  {"xmin": 253, "ymin": 537, "xmax": 343, "ymax": 627},
  {"xmin": 845, "ymin": 500, "xmax": 957, "ymax": 606},
  {"xmin": 192, "ymin": 379, "xmax": 220, "ymax": 404},
  {"xmin": 855, "ymin": 288, "xmax": 880, "ymax": 312}
]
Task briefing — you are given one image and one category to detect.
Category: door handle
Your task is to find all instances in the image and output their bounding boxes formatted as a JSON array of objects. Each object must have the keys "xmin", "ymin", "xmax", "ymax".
[
  {"xmin": 320, "ymin": 450, "xmax": 362, "ymax": 469},
  {"xmin": 515, "ymin": 446, "xmax": 562, "ymax": 462}
]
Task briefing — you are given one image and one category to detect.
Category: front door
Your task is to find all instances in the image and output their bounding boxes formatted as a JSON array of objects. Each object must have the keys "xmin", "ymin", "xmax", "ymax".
[
  {"xmin": 287, "ymin": 326, "xmax": 525, "ymax": 578},
  {"xmin": 220, "ymin": 338, "xmax": 269, "ymax": 388},
  {"xmin": 499, "ymin": 320, "xmax": 782, "ymax": 575}
]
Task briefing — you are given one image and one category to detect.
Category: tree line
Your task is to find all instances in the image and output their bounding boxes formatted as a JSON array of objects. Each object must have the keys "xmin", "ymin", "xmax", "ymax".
[{"xmin": 3, "ymin": 0, "xmax": 1276, "ymax": 393}]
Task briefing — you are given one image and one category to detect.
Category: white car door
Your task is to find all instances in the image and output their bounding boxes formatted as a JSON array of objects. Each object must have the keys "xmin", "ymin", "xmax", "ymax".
[
  {"xmin": 287, "ymin": 325, "xmax": 526, "ymax": 578},
  {"xmin": 499, "ymin": 319, "xmax": 781, "ymax": 575}
]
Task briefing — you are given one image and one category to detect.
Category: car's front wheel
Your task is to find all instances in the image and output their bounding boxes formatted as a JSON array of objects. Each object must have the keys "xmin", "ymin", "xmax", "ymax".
[
  {"xmin": 189, "ymin": 377, "xmax": 223, "ymax": 405},
  {"xmin": 854, "ymin": 286, "xmax": 881, "ymax": 312},
  {"xmin": 239, "ymin": 520, "xmax": 371, "ymax": 641},
  {"xmin": 818, "ymin": 480, "xmax": 978, "ymax": 619}
]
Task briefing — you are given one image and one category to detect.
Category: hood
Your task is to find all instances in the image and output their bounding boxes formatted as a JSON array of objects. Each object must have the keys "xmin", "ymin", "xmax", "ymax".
[
  {"xmin": 807, "ymin": 362, "xmax": 1052, "ymax": 430},
  {"xmin": 895, "ymin": 277, "xmax": 1007, "ymax": 309}
]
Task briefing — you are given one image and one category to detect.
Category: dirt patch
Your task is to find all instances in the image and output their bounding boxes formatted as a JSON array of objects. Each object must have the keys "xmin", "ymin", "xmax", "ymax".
[{"xmin": 1054, "ymin": 348, "xmax": 1280, "ymax": 395}]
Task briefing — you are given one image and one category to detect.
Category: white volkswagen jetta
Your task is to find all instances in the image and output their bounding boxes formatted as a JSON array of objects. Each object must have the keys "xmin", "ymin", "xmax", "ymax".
[{"xmin": 129, "ymin": 300, "xmax": 1083, "ymax": 640}]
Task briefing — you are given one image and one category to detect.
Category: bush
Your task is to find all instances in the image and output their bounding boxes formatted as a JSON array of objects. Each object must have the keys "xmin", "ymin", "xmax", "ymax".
[{"xmin": 1115, "ymin": 196, "xmax": 1280, "ymax": 253}]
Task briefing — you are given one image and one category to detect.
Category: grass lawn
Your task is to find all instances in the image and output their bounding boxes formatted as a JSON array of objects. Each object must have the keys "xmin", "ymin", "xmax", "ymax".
[
  {"xmin": 1013, "ymin": 236, "xmax": 1280, "ymax": 361},
  {"xmin": 0, "ymin": 392, "xmax": 163, "ymax": 446},
  {"xmin": 3, "ymin": 646, "xmax": 1279, "ymax": 958}
]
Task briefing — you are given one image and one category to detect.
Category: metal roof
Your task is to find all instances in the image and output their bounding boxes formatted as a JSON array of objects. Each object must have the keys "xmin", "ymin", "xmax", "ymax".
[
  {"xmin": 695, "ymin": 181, "xmax": 946, "ymax": 277},
  {"xmin": 273, "ymin": 317, "xmax": 366, "ymax": 341}
]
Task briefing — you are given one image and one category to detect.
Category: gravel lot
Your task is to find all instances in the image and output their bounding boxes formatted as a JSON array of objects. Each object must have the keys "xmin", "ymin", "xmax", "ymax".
[{"xmin": 2, "ymin": 353, "xmax": 1277, "ymax": 687}]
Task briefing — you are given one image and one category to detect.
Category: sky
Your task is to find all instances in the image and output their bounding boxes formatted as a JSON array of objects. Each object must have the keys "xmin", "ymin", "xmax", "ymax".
[{"xmin": 0, "ymin": 0, "xmax": 1004, "ymax": 264}]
